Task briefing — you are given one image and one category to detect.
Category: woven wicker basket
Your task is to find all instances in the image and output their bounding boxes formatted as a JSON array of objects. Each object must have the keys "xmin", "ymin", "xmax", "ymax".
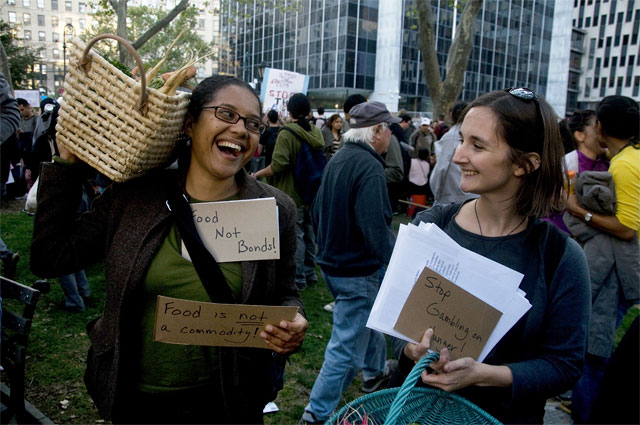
[
  {"xmin": 56, "ymin": 34, "xmax": 190, "ymax": 182},
  {"xmin": 328, "ymin": 353, "xmax": 502, "ymax": 425}
]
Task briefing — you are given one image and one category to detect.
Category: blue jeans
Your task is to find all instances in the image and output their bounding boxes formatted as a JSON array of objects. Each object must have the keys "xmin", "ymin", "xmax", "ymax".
[
  {"xmin": 295, "ymin": 205, "xmax": 317, "ymax": 287},
  {"xmin": 0, "ymin": 236, "xmax": 8, "ymax": 257},
  {"xmin": 59, "ymin": 270, "xmax": 91, "ymax": 310},
  {"xmin": 304, "ymin": 268, "xmax": 387, "ymax": 421}
]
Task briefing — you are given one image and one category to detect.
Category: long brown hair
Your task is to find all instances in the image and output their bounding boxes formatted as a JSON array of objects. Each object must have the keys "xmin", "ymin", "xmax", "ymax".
[
  {"xmin": 460, "ymin": 90, "xmax": 564, "ymax": 218},
  {"xmin": 327, "ymin": 113, "xmax": 342, "ymax": 131}
]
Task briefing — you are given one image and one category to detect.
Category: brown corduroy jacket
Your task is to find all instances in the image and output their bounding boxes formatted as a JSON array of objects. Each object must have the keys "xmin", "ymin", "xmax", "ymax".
[{"xmin": 31, "ymin": 162, "xmax": 302, "ymax": 422}]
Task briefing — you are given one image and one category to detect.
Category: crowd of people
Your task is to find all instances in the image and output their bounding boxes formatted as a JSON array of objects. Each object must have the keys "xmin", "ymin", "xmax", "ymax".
[{"xmin": 1, "ymin": 65, "xmax": 638, "ymax": 424}]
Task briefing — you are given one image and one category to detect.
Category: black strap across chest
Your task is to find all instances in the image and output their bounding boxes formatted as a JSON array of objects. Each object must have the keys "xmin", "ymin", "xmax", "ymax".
[{"xmin": 166, "ymin": 191, "xmax": 234, "ymax": 304}]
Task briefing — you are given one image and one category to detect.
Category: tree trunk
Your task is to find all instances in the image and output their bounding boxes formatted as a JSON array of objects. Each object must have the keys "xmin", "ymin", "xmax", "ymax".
[
  {"xmin": 108, "ymin": 0, "xmax": 129, "ymax": 64},
  {"xmin": 416, "ymin": 0, "xmax": 442, "ymax": 115},
  {"xmin": 417, "ymin": 0, "xmax": 483, "ymax": 121}
]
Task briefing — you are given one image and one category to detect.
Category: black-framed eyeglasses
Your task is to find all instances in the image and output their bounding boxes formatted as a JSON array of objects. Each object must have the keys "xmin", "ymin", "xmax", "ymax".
[
  {"xmin": 202, "ymin": 105, "xmax": 267, "ymax": 135},
  {"xmin": 506, "ymin": 87, "xmax": 538, "ymax": 102}
]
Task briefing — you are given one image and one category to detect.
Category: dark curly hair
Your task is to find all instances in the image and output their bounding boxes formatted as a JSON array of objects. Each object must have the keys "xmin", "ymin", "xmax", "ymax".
[{"xmin": 186, "ymin": 75, "xmax": 260, "ymax": 123}]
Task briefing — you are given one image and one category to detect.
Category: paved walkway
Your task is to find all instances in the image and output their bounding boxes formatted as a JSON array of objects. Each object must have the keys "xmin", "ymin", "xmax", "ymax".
[{"xmin": 544, "ymin": 398, "xmax": 572, "ymax": 424}]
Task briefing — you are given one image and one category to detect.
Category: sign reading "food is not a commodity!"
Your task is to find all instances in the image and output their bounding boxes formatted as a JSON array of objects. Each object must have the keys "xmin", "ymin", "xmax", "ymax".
[{"xmin": 154, "ymin": 296, "xmax": 299, "ymax": 348}]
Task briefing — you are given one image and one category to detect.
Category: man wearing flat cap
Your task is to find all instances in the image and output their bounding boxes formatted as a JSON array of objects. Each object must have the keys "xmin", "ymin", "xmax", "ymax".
[{"xmin": 301, "ymin": 101, "xmax": 398, "ymax": 424}]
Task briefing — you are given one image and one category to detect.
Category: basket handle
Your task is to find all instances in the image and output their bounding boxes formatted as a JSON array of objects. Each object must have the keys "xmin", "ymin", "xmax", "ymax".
[
  {"xmin": 384, "ymin": 351, "xmax": 441, "ymax": 424},
  {"xmin": 79, "ymin": 34, "xmax": 148, "ymax": 115}
]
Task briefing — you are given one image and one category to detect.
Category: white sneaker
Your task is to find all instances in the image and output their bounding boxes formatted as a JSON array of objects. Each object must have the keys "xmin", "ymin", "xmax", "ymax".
[{"xmin": 323, "ymin": 301, "xmax": 335, "ymax": 312}]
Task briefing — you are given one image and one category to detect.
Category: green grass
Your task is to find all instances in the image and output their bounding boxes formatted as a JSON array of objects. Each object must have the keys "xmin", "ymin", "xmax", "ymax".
[
  {"xmin": 3, "ymin": 209, "xmax": 637, "ymax": 424},
  {"xmin": 2, "ymin": 212, "xmax": 108, "ymax": 423}
]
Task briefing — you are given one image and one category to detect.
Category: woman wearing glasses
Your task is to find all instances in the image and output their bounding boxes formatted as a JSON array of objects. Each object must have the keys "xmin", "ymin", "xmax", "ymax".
[
  {"xmin": 31, "ymin": 75, "xmax": 308, "ymax": 423},
  {"xmin": 392, "ymin": 89, "xmax": 590, "ymax": 424}
]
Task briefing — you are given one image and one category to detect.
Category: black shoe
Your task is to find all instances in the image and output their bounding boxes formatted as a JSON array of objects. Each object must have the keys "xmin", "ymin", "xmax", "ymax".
[
  {"xmin": 60, "ymin": 303, "xmax": 85, "ymax": 313},
  {"xmin": 82, "ymin": 295, "xmax": 95, "ymax": 308},
  {"xmin": 361, "ymin": 359, "xmax": 398, "ymax": 393},
  {"xmin": 2, "ymin": 252, "xmax": 19, "ymax": 279}
]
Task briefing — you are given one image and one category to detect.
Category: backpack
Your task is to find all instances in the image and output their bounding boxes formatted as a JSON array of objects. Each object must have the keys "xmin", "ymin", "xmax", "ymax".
[{"xmin": 280, "ymin": 126, "xmax": 327, "ymax": 204}]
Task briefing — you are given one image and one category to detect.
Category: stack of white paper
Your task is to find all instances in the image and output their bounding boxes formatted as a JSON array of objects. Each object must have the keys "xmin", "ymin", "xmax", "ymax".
[{"xmin": 367, "ymin": 223, "xmax": 531, "ymax": 362}]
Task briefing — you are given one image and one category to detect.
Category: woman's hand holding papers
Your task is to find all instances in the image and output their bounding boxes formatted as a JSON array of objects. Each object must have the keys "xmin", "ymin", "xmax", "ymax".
[
  {"xmin": 260, "ymin": 312, "xmax": 308, "ymax": 354},
  {"xmin": 404, "ymin": 328, "xmax": 514, "ymax": 392}
]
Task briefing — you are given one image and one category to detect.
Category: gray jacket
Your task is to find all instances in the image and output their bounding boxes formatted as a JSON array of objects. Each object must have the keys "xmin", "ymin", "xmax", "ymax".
[
  {"xmin": 384, "ymin": 135, "xmax": 404, "ymax": 184},
  {"xmin": 0, "ymin": 71, "xmax": 20, "ymax": 144},
  {"xmin": 564, "ymin": 171, "xmax": 640, "ymax": 357},
  {"xmin": 429, "ymin": 124, "xmax": 477, "ymax": 205}
]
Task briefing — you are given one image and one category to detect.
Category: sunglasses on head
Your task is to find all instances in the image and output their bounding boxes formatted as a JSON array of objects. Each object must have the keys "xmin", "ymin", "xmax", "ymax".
[
  {"xmin": 505, "ymin": 87, "xmax": 545, "ymax": 151},
  {"xmin": 506, "ymin": 87, "xmax": 539, "ymax": 102}
]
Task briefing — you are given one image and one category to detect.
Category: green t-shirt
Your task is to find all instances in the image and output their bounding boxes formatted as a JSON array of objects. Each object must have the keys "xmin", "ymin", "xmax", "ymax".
[{"xmin": 136, "ymin": 199, "xmax": 243, "ymax": 392}]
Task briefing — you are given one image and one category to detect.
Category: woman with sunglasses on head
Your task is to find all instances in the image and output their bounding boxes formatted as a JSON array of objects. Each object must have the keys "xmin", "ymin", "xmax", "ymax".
[
  {"xmin": 392, "ymin": 89, "xmax": 590, "ymax": 424},
  {"xmin": 31, "ymin": 75, "xmax": 308, "ymax": 424}
]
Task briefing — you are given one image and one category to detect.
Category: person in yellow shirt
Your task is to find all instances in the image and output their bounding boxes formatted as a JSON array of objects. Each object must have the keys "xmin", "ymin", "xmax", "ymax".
[{"xmin": 567, "ymin": 96, "xmax": 639, "ymax": 238}]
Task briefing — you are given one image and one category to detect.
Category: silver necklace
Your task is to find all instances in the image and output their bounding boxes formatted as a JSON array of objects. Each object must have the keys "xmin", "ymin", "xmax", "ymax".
[{"xmin": 474, "ymin": 199, "xmax": 527, "ymax": 238}]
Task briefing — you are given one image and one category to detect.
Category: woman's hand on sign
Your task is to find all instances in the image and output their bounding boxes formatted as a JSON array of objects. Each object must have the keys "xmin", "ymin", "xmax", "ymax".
[{"xmin": 260, "ymin": 312, "xmax": 308, "ymax": 355}]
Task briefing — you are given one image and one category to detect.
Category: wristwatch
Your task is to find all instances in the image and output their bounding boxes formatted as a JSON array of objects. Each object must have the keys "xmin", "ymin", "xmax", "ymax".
[{"xmin": 584, "ymin": 212, "xmax": 593, "ymax": 222}]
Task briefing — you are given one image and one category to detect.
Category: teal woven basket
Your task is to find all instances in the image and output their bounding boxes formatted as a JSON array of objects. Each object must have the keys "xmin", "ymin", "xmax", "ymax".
[{"xmin": 327, "ymin": 353, "xmax": 502, "ymax": 425}]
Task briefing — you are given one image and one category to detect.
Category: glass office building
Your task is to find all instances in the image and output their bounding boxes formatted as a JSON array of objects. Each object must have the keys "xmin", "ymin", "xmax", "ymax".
[
  {"xmin": 219, "ymin": 0, "xmax": 380, "ymax": 106},
  {"xmin": 219, "ymin": 0, "xmax": 561, "ymax": 113}
]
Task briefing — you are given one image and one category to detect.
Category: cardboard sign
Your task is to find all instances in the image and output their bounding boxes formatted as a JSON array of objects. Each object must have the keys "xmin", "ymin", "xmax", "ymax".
[
  {"xmin": 260, "ymin": 67, "xmax": 309, "ymax": 114},
  {"xmin": 182, "ymin": 198, "xmax": 279, "ymax": 263},
  {"xmin": 394, "ymin": 267, "xmax": 502, "ymax": 360},
  {"xmin": 154, "ymin": 296, "xmax": 299, "ymax": 349}
]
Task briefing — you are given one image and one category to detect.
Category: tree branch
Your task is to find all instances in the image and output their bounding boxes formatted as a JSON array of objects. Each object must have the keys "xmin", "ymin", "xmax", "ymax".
[
  {"xmin": 107, "ymin": 0, "xmax": 119, "ymax": 12},
  {"xmin": 131, "ymin": 0, "xmax": 190, "ymax": 50},
  {"xmin": 417, "ymin": 0, "xmax": 483, "ymax": 119},
  {"xmin": 442, "ymin": 0, "xmax": 482, "ymax": 92},
  {"xmin": 416, "ymin": 0, "xmax": 443, "ymax": 108}
]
